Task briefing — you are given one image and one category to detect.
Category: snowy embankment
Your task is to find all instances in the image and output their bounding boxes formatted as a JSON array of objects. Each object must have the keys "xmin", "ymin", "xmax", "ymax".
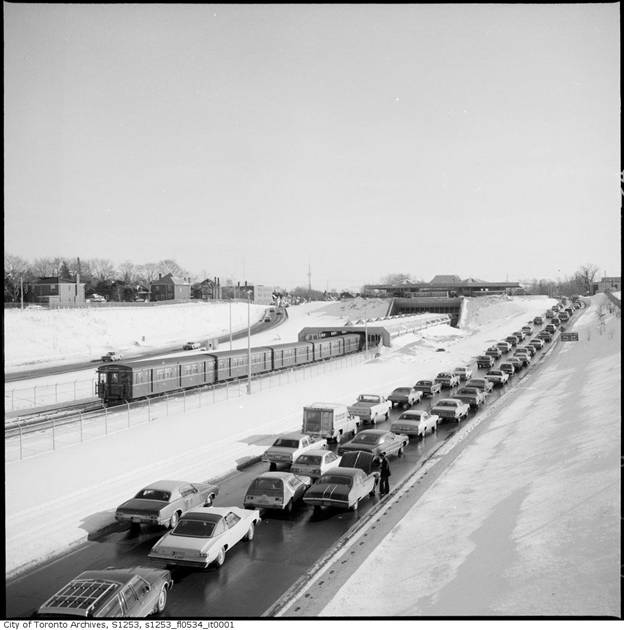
[
  {"xmin": 311, "ymin": 295, "xmax": 620, "ymax": 617},
  {"xmin": 3, "ymin": 302, "xmax": 269, "ymax": 372},
  {"xmin": 4, "ymin": 295, "xmax": 554, "ymax": 579}
]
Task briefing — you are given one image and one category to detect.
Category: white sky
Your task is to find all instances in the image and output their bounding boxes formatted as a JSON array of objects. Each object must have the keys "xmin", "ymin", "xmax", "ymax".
[{"xmin": 4, "ymin": 4, "xmax": 621, "ymax": 288}]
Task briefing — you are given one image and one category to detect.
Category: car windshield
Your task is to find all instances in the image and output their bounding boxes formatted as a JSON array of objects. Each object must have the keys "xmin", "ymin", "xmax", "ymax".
[
  {"xmin": 135, "ymin": 489, "xmax": 171, "ymax": 501},
  {"xmin": 358, "ymin": 396, "xmax": 379, "ymax": 403},
  {"xmin": 455, "ymin": 368, "xmax": 466, "ymax": 372},
  {"xmin": 461, "ymin": 388, "xmax": 478, "ymax": 394},
  {"xmin": 295, "ymin": 455, "xmax": 321, "ymax": 465},
  {"xmin": 399, "ymin": 412, "xmax": 422, "ymax": 420},
  {"xmin": 392, "ymin": 388, "xmax": 411, "ymax": 395},
  {"xmin": 436, "ymin": 401, "xmax": 456, "ymax": 407},
  {"xmin": 272, "ymin": 439, "xmax": 299, "ymax": 448},
  {"xmin": 318, "ymin": 475, "xmax": 352, "ymax": 486},
  {"xmin": 416, "ymin": 381, "xmax": 431, "ymax": 386},
  {"xmin": 172, "ymin": 517, "xmax": 216, "ymax": 538},
  {"xmin": 353, "ymin": 433, "xmax": 381, "ymax": 444}
]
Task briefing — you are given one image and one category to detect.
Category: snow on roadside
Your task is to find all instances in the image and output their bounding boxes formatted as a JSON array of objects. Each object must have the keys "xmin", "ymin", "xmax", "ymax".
[
  {"xmin": 4, "ymin": 296, "xmax": 554, "ymax": 576},
  {"xmin": 319, "ymin": 299, "xmax": 620, "ymax": 616}
]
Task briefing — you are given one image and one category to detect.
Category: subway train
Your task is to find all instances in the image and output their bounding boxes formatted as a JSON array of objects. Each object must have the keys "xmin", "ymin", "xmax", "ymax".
[{"xmin": 96, "ymin": 333, "xmax": 362, "ymax": 405}]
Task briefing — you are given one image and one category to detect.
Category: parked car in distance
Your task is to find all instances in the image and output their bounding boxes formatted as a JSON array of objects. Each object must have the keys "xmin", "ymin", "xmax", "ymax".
[
  {"xmin": 558, "ymin": 312, "xmax": 570, "ymax": 322},
  {"xmin": 499, "ymin": 362, "xmax": 516, "ymax": 376},
  {"xmin": 115, "ymin": 480, "xmax": 219, "ymax": 530},
  {"xmin": 521, "ymin": 325, "xmax": 533, "ymax": 335},
  {"xmin": 485, "ymin": 369, "xmax": 509, "ymax": 386},
  {"xmin": 390, "ymin": 409, "xmax": 439, "ymax": 438},
  {"xmin": 485, "ymin": 346, "xmax": 502, "ymax": 360},
  {"xmin": 413, "ymin": 379, "xmax": 443, "ymax": 397},
  {"xmin": 453, "ymin": 366, "xmax": 473, "ymax": 381},
  {"xmin": 551, "ymin": 317, "xmax": 560, "ymax": 326},
  {"xmin": 506, "ymin": 356, "xmax": 524, "ymax": 371},
  {"xmin": 101, "ymin": 351, "xmax": 122, "ymax": 362},
  {"xmin": 183, "ymin": 341, "xmax": 201, "ymax": 350},
  {"xmin": 537, "ymin": 331, "xmax": 553, "ymax": 342},
  {"xmin": 148, "ymin": 507, "xmax": 261, "ymax": 569},
  {"xmin": 430, "ymin": 398, "xmax": 470, "ymax": 422},
  {"xmin": 303, "ymin": 467, "xmax": 377, "ymax": 513},
  {"xmin": 544, "ymin": 323, "xmax": 557, "ymax": 334},
  {"xmin": 466, "ymin": 377, "xmax": 494, "ymax": 394},
  {"xmin": 533, "ymin": 316, "xmax": 544, "ymax": 325},
  {"xmin": 243, "ymin": 472, "xmax": 312, "ymax": 513},
  {"xmin": 434, "ymin": 372, "xmax": 460, "ymax": 389},
  {"xmin": 477, "ymin": 355, "xmax": 495, "ymax": 369},
  {"xmin": 495, "ymin": 341, "xmax": 511, "ymax": 354},
  {"xmin": 512, "ymin": 331, "xmax": 526, "ymax": 341},
  {"xmin": 505, "ymin": 335, "xmax": 519, "ymax": 347},
  {"xmin": 453, "ymin": 386, "xmax": 487, "ymax": 409},
  {"xmin": 529, "ymin": 338, "xmax": 545, "ymax": 349},
  {"xmin": 512, "ymin": 353, "xmax": 531, "ymax": 367},
  {"xmin": 337, "ymin": 429, "xmax": 409, "ymax": 461},
  {"xmin": 387, "ymin": 387, "xmax": 423, "ymax": 409},
  {"xmin": 291, "ymin": 450, "xmax": 341, "ymax": 480},
  {"xmin": 36, "ymin": 567, "xmax": 173, "ymax": 618}
]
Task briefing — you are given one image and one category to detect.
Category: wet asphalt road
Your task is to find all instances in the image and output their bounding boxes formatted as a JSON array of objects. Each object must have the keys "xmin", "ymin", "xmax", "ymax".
[{"xmin": 5, "ymin": 317, "xmax": 572, "ymax": 618}]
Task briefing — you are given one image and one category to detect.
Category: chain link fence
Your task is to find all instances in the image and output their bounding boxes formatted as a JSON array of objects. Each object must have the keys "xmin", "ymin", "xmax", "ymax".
[
  {"xmin": 5, "ymin": 378, "xmax": 96, "ymax": 413},
  {"xmin": 5, "ymin": 350, "xmax": 375, "ymax": 462}
]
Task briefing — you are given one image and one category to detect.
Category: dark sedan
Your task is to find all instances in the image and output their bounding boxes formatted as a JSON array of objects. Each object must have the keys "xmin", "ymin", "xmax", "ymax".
[{"xmin": 337, "ymin": 429, "xmax": 408, "ymax": 462}]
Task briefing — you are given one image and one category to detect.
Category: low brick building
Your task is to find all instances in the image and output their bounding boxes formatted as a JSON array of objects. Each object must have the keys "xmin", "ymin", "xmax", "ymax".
[
  {"xmin": 30, "ymin": 277, "xmax": 85, "ymax": 306},
  {"xmin": 149, "ymin": 274, "xmax": 191, "ymax": 301}
]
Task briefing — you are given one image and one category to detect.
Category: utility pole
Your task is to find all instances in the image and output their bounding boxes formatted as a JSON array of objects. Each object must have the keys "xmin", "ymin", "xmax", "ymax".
[{"xmin": 307, "ymin": 262, "xmax": 311, "ymax": 302}]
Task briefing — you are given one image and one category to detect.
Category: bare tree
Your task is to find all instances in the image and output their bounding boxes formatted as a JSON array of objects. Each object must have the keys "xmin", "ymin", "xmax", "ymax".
[
  {"xmin": 118, "ymin": 260, "xmax": 140, "ymax": 283},
  {"xmin": 575, "ymin": 264, "xmax": 600, "ymax": 295},
  {"xmin": 87, "ymin": 258, "xmax": 116, "ymax": 282},
  {"xmin": 31, "ymin": 257, "xmax": 62, "ymax": 277},
  {"xmin": 157, "ymin": 259, "xmax": 189, "ymax": 278}
]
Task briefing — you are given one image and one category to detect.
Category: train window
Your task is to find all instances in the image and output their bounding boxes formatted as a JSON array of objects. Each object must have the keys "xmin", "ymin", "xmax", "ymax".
[
  {"xmin": 98, "ymin": 373, "xmax": 107, "ymax": 384},
  {"xmin": 110, "ymin": 373, "xmax": 119, "ymax": 384}
]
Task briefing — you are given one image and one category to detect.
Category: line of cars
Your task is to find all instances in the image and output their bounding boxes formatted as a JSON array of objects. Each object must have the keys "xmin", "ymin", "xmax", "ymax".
[{"xmin": 37, "ymin": 304, "xmax": 576, "ymax": 618}]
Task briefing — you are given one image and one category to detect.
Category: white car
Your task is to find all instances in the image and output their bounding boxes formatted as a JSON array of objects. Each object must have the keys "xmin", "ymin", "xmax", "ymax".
[
  {"xmin": 291, "ymin": 449, "xmax": 341, "ymax": 480},
  {"xmin": 452, "ymin": 366, "xmax": 473, "ymax": 381},
  {"xmin": 183, "ymin": 341, "xmax": 201, "ymax": 350},
  {"xmin": 485, "ymin": 369, "xmax": 509, "ymax": 386},
  {"xmin": 390, "ymin": 410, "xmax": 439, "ymax": 438},
  {"xmin": 148, "ymin": 506, "xmax": 260, "ymax": 569}
]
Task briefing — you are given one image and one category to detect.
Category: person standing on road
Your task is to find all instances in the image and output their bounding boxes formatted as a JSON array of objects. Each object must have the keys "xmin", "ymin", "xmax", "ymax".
[{"xmin": 379, "ymin": 453, "xmax": 391, "ymax": 496}]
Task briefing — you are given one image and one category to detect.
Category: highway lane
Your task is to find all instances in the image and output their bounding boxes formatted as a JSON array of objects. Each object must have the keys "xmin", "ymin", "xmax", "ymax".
[{"xmin": 5, "ymin": 312, "xmax": 576, "ymax": 618}]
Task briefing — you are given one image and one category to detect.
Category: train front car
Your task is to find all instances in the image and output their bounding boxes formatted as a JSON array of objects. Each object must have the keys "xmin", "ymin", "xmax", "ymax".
[{"xmin": 97, "ymin": 364, "xmax": 134, "ymax": 405}]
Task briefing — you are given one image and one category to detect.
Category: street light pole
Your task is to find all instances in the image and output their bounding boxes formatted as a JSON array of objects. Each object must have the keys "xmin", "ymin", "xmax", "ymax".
[
  {"xmin": 247, "ymin": 291, "xmax": 252, "ymax": 394},
  {"xmin": 365, "ymin": 303, "xmax": 368, "ymax": 353},
  {"xmin": 229, "ymin": 299, "xmax": 233, "ymax": 351}
]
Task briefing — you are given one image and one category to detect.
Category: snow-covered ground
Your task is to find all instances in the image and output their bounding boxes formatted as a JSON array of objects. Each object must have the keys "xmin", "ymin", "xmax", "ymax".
[
  {"xmin": 299, "ymin": 295, "xmax": 620, "ymax": 617},
  {"xmin": 5, "ymin": 294, "xmax": 619, "ymax": 616}
]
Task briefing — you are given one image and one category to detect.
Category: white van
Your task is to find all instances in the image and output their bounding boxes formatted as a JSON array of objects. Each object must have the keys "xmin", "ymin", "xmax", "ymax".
[{"xmin": 302, "ymin": 402, "xmax": 359, "ymax": 442}]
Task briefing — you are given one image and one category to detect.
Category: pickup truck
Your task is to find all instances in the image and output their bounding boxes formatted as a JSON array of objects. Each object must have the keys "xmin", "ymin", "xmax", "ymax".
[
  {"xmin": 453, "ymin": 386, "xmax": 487, "ymax": 409},
  {"xmin": 485, "ymin": 369, "xmax": 509, "ymax": 386},
  {"xmin": 348, "ymin": 394, "xmax": 392, "ymax": 425},
  {"xmin": 413, "ymin": 380, "xmax": 443, "ymax": 397},
  {"xmin": 387, "ymin": 387, "xmax": 423, "ymax": 409},
  {"xmin": 434, "ymin": 372, "xmax": 460, "ymax": 389},
  {"xmin": 430, "ymin": 398, "xmax": 470, "ymax": 422},
  {"xmin": 262, "ymin": 432, "xmax": 328, "ymax": 471}
]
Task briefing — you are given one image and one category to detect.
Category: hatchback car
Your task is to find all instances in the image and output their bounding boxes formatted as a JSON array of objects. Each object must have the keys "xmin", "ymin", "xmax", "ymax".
[{"xmin": 36, "ymin": 567, "xmax": 173, "ymax": 618}]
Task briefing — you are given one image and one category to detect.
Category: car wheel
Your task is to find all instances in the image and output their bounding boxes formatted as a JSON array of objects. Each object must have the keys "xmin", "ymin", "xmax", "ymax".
[
  {"xmin": 397, "ymin": 447, "xmax": 404, "ymax": 456},
  {"xmin": 215, "ymin": 546, "xmax": 226, "ymax": 567},
  {"xmin": 351, "ymin": 498, "xmax": 360, "ymax": 511},
  {"xmin": 285, "ymin": 500, "xmax": 293, "ymax": 516},
  {"xmin": 385, "ymin": 412, "xmax": 389, "ymax": 420},
  {"xmin": 169, "ymin": 511, "xmax": 180, "ymax": 529},
  {"xmin": 155, "ymin": 584, "xmax": 167, "ymax": 614},
  {"xmin": 244, "ymin": 523, "xmax": 255, "ymax": 541},
  {"xmin": 204, "ymin": 493, "xmax": 215, "ymax": 507},
  {"xmin": 269, "ymin": 462, "xmax": 277, "ymax": 472}
]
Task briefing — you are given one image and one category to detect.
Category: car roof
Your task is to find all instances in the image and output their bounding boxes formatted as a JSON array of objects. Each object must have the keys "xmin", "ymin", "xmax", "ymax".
[
  {"xmin": 297, "ymin": 449, "xmax": 332, "ymax": 457},
  {"xmin": 306, "ymin": 402, "xmax": 347, "ymax": 410},
  {"xmin": 354, "ymin": 429, "xmax": 387, "ymax": 437},
  {"xmin": 323, "ymin": 467, "xmax": 361, "ymax": 477},
  {"xmin": 276, "ymin": 431, "xmax": 307, "ymax": 439},
  {"xmin": 397, "ymin": 410, "xmax": 425, "ymax": 417},
  {"xmin": 255, "ymin": 471, "xmax": 298, "ymax": 480},
  {"xmin": 141, "ymin": 480, "xmax": 190, "ymax": 491}
]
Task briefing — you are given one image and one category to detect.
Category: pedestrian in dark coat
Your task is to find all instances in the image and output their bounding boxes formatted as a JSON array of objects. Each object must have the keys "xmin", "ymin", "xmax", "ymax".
[{"xmin": 379, "ymin": 453, "xmax": 391, "ymax": 496}]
